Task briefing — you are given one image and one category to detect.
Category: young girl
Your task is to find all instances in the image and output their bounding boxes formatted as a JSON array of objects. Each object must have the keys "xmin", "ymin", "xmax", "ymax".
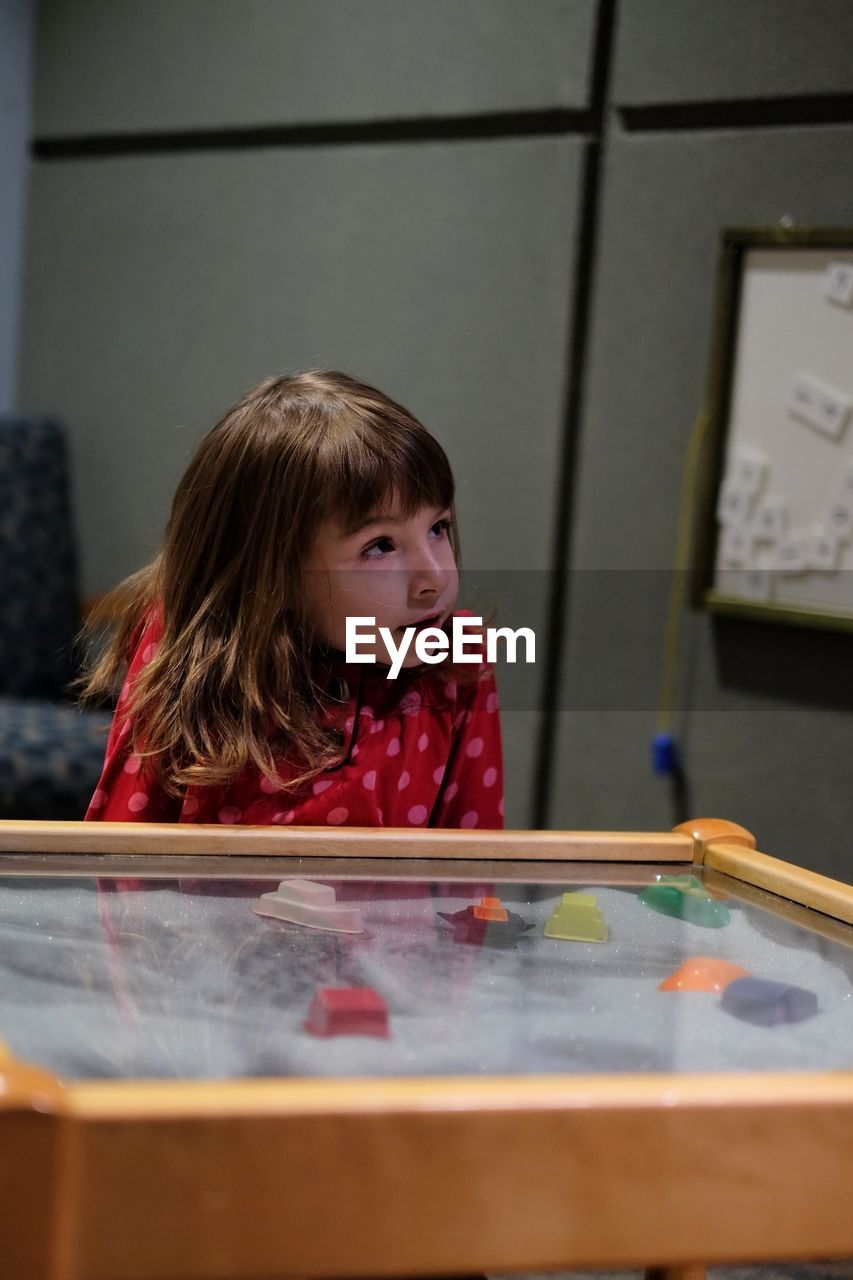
[{"xmin": 82, "ymin": 370, "xmax": 503, "ymax": 829}]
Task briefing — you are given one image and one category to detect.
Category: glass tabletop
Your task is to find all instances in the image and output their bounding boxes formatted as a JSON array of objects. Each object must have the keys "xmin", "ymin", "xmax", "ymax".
[{"xmin": 0, "ymin": 862, "xmax": 850, "ymax": 1080}]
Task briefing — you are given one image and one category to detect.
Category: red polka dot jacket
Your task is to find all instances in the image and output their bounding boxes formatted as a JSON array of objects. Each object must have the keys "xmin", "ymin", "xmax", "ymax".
[{"xmin": 85, "ymin": 610, "xmax": 504, "ymax": 829}]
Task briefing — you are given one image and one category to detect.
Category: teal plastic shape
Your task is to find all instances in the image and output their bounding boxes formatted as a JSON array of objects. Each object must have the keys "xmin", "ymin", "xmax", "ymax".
[{"xmin": 639, "ymin": 875, "xmax": 730, "ymax": 928}]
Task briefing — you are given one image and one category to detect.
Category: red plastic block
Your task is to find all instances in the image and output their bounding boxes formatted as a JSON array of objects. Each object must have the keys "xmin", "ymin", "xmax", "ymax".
[{"xmin": 303, "ymin": 986, "xmax": 390, "ymax": 1038}]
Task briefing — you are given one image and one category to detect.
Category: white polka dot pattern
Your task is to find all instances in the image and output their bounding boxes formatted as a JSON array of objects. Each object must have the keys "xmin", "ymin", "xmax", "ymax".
[{"xmin": 85, "ymin": 612, "xmax": 503, "ymax": 831}]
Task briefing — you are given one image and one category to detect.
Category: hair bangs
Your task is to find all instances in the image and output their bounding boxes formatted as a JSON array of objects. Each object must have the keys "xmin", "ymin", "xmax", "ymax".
[{"xmin": 322, "ymin": 415, "xmax": 455, "ymax": 536}]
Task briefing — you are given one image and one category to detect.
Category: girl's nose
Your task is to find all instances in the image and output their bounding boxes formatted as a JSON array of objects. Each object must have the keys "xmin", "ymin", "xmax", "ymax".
[
  {"xmin": 412, "ymin": 568, "xmax": 442, "ymax": 597},
  {"xmin": 410, "ymin": 557, "xmax": 447, "ymax": 599}
]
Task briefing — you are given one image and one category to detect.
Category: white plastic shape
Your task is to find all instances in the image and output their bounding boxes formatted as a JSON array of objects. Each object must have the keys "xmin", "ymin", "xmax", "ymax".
[
  {"xmin": 753, "ymin": 496, "xmax": 789, "ymax": 542},
  {"xmin": 716, "ymin": 482, "xmax": 752, "ymax": 526},
  {"xmin": 253, "ymin": 879, "xmax": 364, "ymax": 933},
  {"xmin": 823, "ymin": 261, "xmax": 853, "ymax": 309},
  {"xmin": 719, "ymin": 524, "xmax": 754, "ymax": 566},
  {"xmin": 827, "ymin": 499, "xmax": 853, "ymax": 542},
  {"xmin": 808, "ymin": 527, "xmax": 842, "ymax": 572},
  {"xmin": 775, "ymin": 532, "xmax": 807, "ymax": 575},
  {"xmin": 738, "ymin": 563, "xmax": 774, "ymax": 603},
  {"xmin": 730, "ymin": 447, "xmax": 768, "ymax": 496},
  {"xmin": 789, "ymin": 371, "xmax": 851, "ymax": 440}
]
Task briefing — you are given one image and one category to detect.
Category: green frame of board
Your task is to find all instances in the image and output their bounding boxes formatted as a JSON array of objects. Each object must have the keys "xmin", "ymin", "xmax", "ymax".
[{"xmin": 694, "ymin": 225, "xmax": 853, "ymax": 633}]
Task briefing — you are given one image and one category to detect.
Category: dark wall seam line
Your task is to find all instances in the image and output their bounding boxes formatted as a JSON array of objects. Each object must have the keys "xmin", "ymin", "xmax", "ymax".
[
  {"xmin": 532, "ymin": 0, "xmax": 618, "ymax": 829},
  {"xmin": 621, "ymin": 95, "xmax": 853, "ymax": 133},
  {"xmin": 32, "ymin": 109, "xmax": 592, "ymax": 160}
]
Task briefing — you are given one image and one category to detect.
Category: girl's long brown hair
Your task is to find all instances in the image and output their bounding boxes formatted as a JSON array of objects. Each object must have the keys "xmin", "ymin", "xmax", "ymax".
[{"xmin": 79, "ymin": 371, "xmax": 460, "ymax": 794}]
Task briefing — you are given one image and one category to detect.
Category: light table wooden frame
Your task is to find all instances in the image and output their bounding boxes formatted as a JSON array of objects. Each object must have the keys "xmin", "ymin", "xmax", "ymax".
[{"xmin": 0, "ymin": 817, "xmax": 851, "ymax": 1280}]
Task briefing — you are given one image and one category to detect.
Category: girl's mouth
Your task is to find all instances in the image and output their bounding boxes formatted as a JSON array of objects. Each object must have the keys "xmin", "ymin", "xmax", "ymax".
[{"xmin": 399, "ymin": 613, "xmax": 442, "ymax": 635}]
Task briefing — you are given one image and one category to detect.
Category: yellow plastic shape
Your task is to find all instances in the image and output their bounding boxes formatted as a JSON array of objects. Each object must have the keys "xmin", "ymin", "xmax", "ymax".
[{"xmin": 544, "ymin": 892, "xmax": 608, "ymax": 943}]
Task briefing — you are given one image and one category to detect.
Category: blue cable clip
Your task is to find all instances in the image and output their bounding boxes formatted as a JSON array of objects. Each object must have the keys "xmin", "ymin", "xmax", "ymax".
[{"xmin": 652, "ymin": 730, "xmax": 678, "ymax": 776}]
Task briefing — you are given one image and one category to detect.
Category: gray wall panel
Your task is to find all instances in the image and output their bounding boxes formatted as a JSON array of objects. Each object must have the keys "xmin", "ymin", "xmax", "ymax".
[
  {"xmin": 18, "ymin": 138, "xmax": 581, "ymax": 827},
  {"xmin": 25, "ymin": 2, "xmax": 853, "ymax": 850},
  {"xmin": 553, "ymin": 126, "xmax": 853, "ymax": 875},
  {"xmin": 613, "ymin": 0, "xmax": 853, "ymax": 106},
  {"xmin": 19, "ymin": 138, "xmax": 578, "ymax": 589},
  {"xmin": 35, "ymin": 0, "xmax": 596, "ymax": 137},
  {"xmin": 552, "ymin": 711, "xmax": 674, "ymax": 831},
  {"xmin": 0, "ymin": 0, "xmax": 35, "ymax": 411}
]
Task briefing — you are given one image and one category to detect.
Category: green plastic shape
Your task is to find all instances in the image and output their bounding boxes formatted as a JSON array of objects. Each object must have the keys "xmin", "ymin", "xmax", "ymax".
[
  {"xmin": 639, "ymin": 875, "xmax": 730, "ymax": 928},
  {"xmin": 544, "ymin": 892, "xmax": 608, "ymax": 942}
]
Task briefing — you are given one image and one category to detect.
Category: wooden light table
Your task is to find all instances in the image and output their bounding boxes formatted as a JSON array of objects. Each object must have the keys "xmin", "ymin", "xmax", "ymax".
[{"xmin": 0, "ymin": 817, "xmax": 851, "ymax": 1280}]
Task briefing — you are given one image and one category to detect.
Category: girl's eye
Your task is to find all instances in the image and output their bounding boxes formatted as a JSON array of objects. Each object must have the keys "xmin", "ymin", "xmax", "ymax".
[
  {"xmin": 360, "ymin": 517, "xmax": 450, "ymax": 559},
  {"xmin": 362, "ymin": 536, "xmax": 395, "ymax": 560}
]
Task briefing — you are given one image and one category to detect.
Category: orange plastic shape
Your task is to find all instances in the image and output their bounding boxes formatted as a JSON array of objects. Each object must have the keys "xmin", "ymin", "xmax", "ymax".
[
  {"xmin": 473, "ymin": 896, "xmax": 509, "ymax": 922},
  {"xmin": 659, "ymin": 956, "xmax": 751, "ymax": 992}
]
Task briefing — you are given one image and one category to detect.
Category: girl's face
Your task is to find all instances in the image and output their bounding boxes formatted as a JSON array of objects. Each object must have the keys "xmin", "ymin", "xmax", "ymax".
[{"xmin": 304, "ymin": 496, "xmax": 459, "ymax": 668}]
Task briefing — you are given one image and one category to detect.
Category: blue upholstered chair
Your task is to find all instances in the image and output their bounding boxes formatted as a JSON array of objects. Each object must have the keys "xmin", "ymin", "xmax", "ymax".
[{"xmin": 0, "ymin": 418, "xmax": 112, "ymax": 819}]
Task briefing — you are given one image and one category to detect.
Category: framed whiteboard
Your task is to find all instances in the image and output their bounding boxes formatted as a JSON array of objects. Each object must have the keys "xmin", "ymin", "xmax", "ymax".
[{"xmin": 698, "ymin": 227, "xmax": 853, "ymax": 631}]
